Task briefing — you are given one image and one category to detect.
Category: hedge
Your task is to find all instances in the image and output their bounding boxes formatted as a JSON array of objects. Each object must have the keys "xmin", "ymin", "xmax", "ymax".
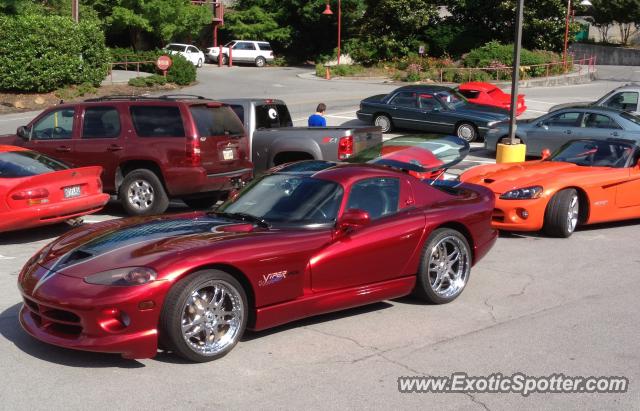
[
  {"xmin": 110, "ymin": 48, "xmax": 197, "ymax": 85},
  {"xmin": 462, "ymin": 41, "xmax": 564, "ymax": 77},
  {"xmin": 0, "ymin": 15, "xmax": 108, "ymax": 92}
]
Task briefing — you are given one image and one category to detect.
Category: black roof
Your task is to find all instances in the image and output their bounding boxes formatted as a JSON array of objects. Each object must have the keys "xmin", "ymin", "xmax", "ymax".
[{"xmin": 392, "ymin": 85, "xmax": 454, "ymax": 93}]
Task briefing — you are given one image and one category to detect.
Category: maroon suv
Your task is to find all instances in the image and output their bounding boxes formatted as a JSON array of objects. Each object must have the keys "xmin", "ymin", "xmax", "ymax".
[{"xmin": 0, "ymin": 95, "xmax": 252, "ymax": 215}]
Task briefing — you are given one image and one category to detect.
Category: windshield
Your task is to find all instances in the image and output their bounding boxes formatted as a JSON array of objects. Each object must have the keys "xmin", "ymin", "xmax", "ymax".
[
  {"xmin": 219, "ymin": 174, "xmax": 343, "ymax": 226},
  {"xmin": 224, "ymin": 41, "xmax": 236, "ymax": 48},
  {"xmin": 549, "ymin": 140, "xmax": 635, "ymax": 168},
  {"xmin": 434, "ymin": 90, "xmax": 467, "ymax": 108},
  {"xmin": 347, "ymin": 135, "xmax": 470, "ymax": 173},
  {"xmin": 0, "ymin": 150, "xmax": 68, "ymax": 177}
]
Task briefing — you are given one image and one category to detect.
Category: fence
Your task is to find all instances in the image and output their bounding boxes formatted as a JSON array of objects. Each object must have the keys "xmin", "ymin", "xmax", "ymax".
[{"xmin": 106, "ymin": 58, "xmax": 158, "ymax": 84}]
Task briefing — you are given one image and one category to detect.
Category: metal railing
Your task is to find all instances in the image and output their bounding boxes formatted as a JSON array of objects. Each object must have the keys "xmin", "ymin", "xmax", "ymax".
[{"xmin": 106, "ymin": 59, "xmax": 158, "ymax": 84}]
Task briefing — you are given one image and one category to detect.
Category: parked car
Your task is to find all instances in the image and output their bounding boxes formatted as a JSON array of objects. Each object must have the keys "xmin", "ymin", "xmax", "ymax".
[
  {"xmin": 0, "ymin": 95, "xmax": 253, "ymax": 216},
  {"xmin": 549, "ymin": 83, "xmax": 640, "ymax": 115},
  {"xmin": 356, "ymin": 85, "xmax": 510, "ymax": 142},
  {"xmin": 0, "ymin": 145, "xmax": 109, "ymax": 232},
  {"xmin": 207, "ymin": 40, "xmax": 274, "ymax": 67},
  {"xmin": 457, "ymin": 82, "xmax": 527, "ymax": 116},
  {"xmin": 164, "ymin": 43, "xmax": 206, "ymax": 68},
  {"xmin": 17, "ymin": 143, "xmax": 496, "ymax": 362},
  {"xmin": 484, "ymin": 107, "xmax": 640, "ymax": 156},
  {"xmin": 219, "ymin": 98, "xmax": 382, "ymax": 172},
  {"xmin": 460, "ymin": 138, "xmax": 640, "ymax": 237}
]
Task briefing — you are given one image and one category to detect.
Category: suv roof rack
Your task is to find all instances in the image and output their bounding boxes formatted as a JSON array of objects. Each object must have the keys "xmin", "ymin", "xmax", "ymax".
[
  {"xmin": 84, "ymin": 95, "xmax": 156, "ymax": 102},
  {"xmin": 158, "ymin": 94, "xmax": 207, "ymax": 100}
]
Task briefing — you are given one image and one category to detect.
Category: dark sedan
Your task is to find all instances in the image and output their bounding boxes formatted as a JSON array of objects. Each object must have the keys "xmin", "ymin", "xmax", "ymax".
[
  {"xmin": 356, "ymin": 85, "xmax": 510, "ymax": 142},
  {"xmin": 484, "ymin": 107, "xmax": 640, "ymax": 156}
]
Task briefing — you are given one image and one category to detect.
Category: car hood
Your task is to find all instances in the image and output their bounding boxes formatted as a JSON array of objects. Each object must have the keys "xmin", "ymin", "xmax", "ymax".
[
  {"xmin": 464, "ymin": 161, "xmax": 586, "ymax": 194},
  {"xmin": 34, "ymin": 213, "xmax": 263, "ymax": 278},
  {"xmin": 456, "ymin": 103, "xmax": 510, "ymax": 119}
]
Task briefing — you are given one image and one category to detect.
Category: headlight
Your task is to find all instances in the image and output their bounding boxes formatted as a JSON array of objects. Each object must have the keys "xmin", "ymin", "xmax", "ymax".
[
  {"xmin": 500, "ymin": 186, "xmax": 543, "ymax": 200},
  {"xmin": 85, "ymin": 267, "xmax": 157, "ymax": 286}
]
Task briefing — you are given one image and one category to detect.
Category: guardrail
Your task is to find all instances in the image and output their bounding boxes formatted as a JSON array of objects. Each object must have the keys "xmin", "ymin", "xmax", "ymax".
[{"xmin": 106, "ymin": 60, "xmax": 158, "ymax": 84}]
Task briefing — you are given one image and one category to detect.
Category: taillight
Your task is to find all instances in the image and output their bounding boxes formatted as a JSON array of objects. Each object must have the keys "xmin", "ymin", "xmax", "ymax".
[
  {"xmin": 338, "ymin": 136, "xmax": 353, "ymax": 160},
  {"xmin": 12, "ymin": 188, "xmax": 50, "ymax": 205},
  {"xmin": 186, "ymin": 136, "xmax": 201, "ymax": 166}
]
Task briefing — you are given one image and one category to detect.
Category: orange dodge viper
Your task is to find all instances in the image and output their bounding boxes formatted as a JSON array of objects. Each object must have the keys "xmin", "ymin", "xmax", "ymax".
[{"xmin": 460, "ymin": 138, "xmax": 640, "ymax": 237}]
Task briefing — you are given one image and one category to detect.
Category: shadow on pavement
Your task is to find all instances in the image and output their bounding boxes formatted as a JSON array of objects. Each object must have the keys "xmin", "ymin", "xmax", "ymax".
[{"xmin": 0, "ymin": 303, "xmax": 144, "ymax": 368}]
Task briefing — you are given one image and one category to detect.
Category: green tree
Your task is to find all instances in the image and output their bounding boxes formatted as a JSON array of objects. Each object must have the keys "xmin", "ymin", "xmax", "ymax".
[
  {"xmin": 222, "ymin": 6, "xmax": 291, "ymax": 44},
  {"xmin": 587, "ymin": 0, "xmax": 615, "ymax": 42}
]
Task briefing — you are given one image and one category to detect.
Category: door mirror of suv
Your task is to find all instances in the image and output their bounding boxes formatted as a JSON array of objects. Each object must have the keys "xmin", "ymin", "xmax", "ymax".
[
  {"xmin": 541, "ymin": 149, "xmax": 551, "ymax": 160},
  {"xmin": 337, "ymin": 208, "xmax": 370, "ymax": 232},
  {"xmin": 16, "ymin": 126, "xmax": 30, "ymax": 140}
]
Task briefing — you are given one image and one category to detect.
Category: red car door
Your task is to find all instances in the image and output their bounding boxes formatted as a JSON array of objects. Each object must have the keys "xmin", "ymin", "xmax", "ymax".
[
  {"xmin": 73, "ymin": 105, "xmax": 126, "ymax": 192},
  {"xmin": 310, "ymin": 176, "xmax": 424, "ymax": 292},
  {"xmin": 22, "ymin": 107, "xmax": 77, "ymax": 164}
]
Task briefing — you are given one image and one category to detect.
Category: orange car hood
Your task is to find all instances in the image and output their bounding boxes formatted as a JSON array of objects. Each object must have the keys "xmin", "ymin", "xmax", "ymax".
[{"xmin": 462, "ymin": 161, "xmax": 596, "ymax": 194}]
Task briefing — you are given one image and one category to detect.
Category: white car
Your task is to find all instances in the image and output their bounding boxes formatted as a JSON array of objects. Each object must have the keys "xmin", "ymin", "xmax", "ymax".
[
  {"xmin": 164, "ymin": 43, "xmax": 206, "ymax": 68},
  {"xmin": 206, "ymin": 40, "xmax": 274, "ymax": 67}
]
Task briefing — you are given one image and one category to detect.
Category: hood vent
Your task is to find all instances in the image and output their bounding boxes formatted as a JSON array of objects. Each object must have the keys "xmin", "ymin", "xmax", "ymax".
[{"xmin": 483, "ymin": 178, "xmax": 495, "ymax": 184}]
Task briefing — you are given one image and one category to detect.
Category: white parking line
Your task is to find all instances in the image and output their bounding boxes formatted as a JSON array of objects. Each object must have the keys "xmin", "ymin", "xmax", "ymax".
[
  {"xmin": 0, "ymin": 115, "xmax": 34, "ymax": 123},
  {"xmin": 526, "ymin": 109, "xmax": 548, "ymax": 113},
  {"xmin": 292, "ymin": 109, "xmax": 357, "ymax": 122},
  {"xmin": 327, "ymin": 115, "xmax": 357, "ymax": 120},
  {"xmin": 0, "ymin": 254, "xmax": 16, "ymax": 260},
  {"xmin": 526, "ymin": 99, "xmax": 557, "ymax": 105}
]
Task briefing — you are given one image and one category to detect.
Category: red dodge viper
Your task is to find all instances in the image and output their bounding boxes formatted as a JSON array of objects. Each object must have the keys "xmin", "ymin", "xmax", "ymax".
[
  {"xmin": 457, "ymin": 82, "xmax": 527, "ymax": 116},
  {"xmin": 0, "ymin": 145, "xmax": 109, "ymax": 233}
]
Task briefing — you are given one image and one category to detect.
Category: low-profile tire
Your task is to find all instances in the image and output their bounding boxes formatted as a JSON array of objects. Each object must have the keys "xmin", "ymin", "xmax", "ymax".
[
  {"xmin": 455, "ymin": 122, "xmax": 477, "ymax": 142},
  {"xmin": 374, "ymin": 114, "xmax": 393, "ymax": 133},
  {"xmin": 414, "ymin": 228, "xmax": 472, "ymax": 304},
  {"xmin": 182, "ymin": 196, "xmax": 220, "ymax": 210},
  {"xmin": 160, "ymin": 270, "xmax": 248, "ymax": 362},
  {"xmin": 197, "ymin": 58, "xmax": 203, "ymax": 68},
  {"xmin": 255, "ymin": 56, "xmax": 266, "ymax": 67},
  {"xmin": 543, "ymin": 188, "xmax": 579, "ymax": 238},
  {"xmin": 118, "ymin": 168, "xmax": 169, "ymax": 216}
]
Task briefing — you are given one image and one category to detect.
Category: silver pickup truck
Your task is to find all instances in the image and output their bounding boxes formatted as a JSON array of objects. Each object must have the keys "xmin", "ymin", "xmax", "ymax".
[{"xmin": 219, "ymin": 98, "xmax": 382, "ymax": 172}]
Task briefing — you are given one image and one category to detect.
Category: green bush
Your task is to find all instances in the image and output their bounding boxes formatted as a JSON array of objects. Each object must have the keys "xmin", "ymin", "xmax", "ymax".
[
  {"xmin": 109, "ymin": 48, "xmax": 163, "ymax": 73},
  {"xmin": 128, "ymin": 75, "xmax": 168, "ymax": 87},
  {"xmin": 314, "ymin": 63, "xmax": 364, "ymax": 78},
  {"xmin": 0, "ymin": 15, "xmax": 108, "ymax": 92},
  {"xmin": 166, "ymin": 54, "xmax": 197, "ymax": 85},
  {"xmin": 462, "ymin": 41, "xmax": 563, "ymax": 78}
]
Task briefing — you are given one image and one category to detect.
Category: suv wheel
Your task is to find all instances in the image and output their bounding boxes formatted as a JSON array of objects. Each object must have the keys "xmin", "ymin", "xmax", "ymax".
[
  {"xmin": 220, "ymin": 55, "xmax": 228, "ymax": 65},
  {"xmin": 119, "ymin": 169, "xmax": 169, "ymax": 216},
  {"xmin": 255, "ymin": 56, "xmax": 266, "ymax": 67}
]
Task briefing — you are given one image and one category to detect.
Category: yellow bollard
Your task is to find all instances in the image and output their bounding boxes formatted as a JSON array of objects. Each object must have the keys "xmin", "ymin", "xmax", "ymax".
[{"xmin": 496, "ymin": 143, "xmax": 526, "ymax": 163}]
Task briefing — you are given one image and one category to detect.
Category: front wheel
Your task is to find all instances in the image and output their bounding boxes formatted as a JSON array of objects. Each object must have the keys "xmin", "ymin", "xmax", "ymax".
[
  {"xmin": 118, "ymin": 169, "xmax": 169, "ymax": 216},
  {"xmin": 197, "ymin": 58, "xmax": 203, "ymax": 68},
  {"xmin": 456, "ymin": 122, "xmax": 477, "ymax": 142},
  {"xmin": 543, "ymin": 188, "xmax": 579, "ymax": 238},
  {"xmin": 160, "ymin": 270, "xmax": 248, "ymax": 362},
  {"xmin": 374, "ymin": 114, "xmax": 393, "ymax": 133},
  {"xmin": 414, "ymin": 228, "xmax": 471, "ymax": 304}
]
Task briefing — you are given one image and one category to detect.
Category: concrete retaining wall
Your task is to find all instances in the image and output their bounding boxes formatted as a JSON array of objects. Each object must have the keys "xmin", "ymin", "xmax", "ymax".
[{"xmin": 570, "ymin": 43, "xmax": 640, "ymax": 66}]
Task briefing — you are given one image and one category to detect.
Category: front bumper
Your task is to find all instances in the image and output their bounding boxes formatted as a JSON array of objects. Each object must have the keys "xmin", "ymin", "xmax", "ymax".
[
  {"xmin": 0, "ymin": 193, "xmax": 109, "ymax": 233},
  {"xmin": 356, "ymin": 111, "xmax": 372, "ymax": 122},
  {"xmin": 18, "ymin": 265, "xmax": 172, "ymax": 359},
  {"xmin": 491, "ymin": 197, "xmax": 547, "ymax": 232}
]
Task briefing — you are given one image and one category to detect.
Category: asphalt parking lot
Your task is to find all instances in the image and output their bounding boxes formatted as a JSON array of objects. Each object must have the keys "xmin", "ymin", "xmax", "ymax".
[{"xmin": 0, "ymin": 67, "xmax": 638, "ymax": 409}]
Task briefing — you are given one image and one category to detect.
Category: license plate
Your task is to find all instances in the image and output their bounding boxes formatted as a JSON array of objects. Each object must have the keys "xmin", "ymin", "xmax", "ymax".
[
  {"xmin": 222, "ymin": 148, "xmax": 235, "ymax": 161},
  {"xmin": 64, "ymin": 185, "xmax": 81, "ymax": 198}
]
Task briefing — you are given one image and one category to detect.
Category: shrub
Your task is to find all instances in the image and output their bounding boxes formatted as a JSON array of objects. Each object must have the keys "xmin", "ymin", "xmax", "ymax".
[
  {"xmin": 0, "ymin": 15, "xmax": 108, "ymax": 92},
  {"xmin": 166, "ymin": 54, "xmax": 197, "ymax": 85},
  {"xmin": 462, "ymin": 41, "xmax": 562, "ymax": 78},
  {"xmin": 128, "ymin": 75, "xmax": 168, "ymax": 87},
  {"xmin": 314, "ymin": 63, "xmax": 364, "ymax": 78},
  {"xmin": 109, "ymin": 48, "xmax": 163, "ymax": 73}
]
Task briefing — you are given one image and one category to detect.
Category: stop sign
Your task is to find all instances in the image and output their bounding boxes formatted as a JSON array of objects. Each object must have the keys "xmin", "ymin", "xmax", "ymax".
[{"xmin": 156, "ymin": 55, "xmax": 173, "ymax": 71}]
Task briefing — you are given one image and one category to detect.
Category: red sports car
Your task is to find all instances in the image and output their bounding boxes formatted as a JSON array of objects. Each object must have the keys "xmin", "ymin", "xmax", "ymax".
[
  {"xmin": 0, "ymin": 145, "xmax": 109, "ymax": 233},
  {"xmin": 457, "ymin": 82, "xmax": 527, "ymax": 116},
  {"xmin": 17, "ymin": 139, "xmax": 496, "ymax": 362}
]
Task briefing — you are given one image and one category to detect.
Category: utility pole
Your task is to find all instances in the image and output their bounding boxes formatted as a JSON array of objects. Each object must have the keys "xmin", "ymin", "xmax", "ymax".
[
  {"xmin": 507, "ymin": 0, "xmax": 524, "ymax": 145},
  {"xmin": 72, "ymin": 0, "xmax": 79, "ymax": 22}
]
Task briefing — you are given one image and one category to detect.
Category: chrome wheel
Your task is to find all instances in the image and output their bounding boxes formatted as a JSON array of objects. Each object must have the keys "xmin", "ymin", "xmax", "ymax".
[
  {"xmin": 127, "ymin": 179, "xmax": 155, "ymax": 211},
  {"xmin": 567, "ymin": 193, "xmax": 579, "ymax": 233},
  {"xmin": 374, "ymin": 115, "xmax": 392, "ymax": 132},
  {"xmin": 456, "ymin": 123, "xmax": 476, "ymax": 142},
  {"xmin": 181, "ymin": 280, "xmax": 244, "ymax": 357},
  {"xmin": 428, "ymin": 236, "xmax": 470, "ymax": 299}
]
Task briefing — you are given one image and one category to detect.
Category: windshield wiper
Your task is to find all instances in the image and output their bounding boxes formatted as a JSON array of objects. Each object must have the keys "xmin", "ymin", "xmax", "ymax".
[{"xmin": 210, "ymin": 211, "xmax": 270, "ymax": 228}]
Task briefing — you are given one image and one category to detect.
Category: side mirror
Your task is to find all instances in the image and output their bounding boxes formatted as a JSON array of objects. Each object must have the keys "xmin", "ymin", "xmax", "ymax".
[
  {"xmin": 337, "ymin": 208, "xmax": 370, "ymax": 232},
  {"xmin": 16, "ymin": 126, "xmax": 30, "ymax": 140},
  {"xmin": 432, "ymin": 106, "xmax": 440, "ymax": 112},
  {"xmin": 541, "ymin": 149, "xmax": 551, "ymax": 160}
]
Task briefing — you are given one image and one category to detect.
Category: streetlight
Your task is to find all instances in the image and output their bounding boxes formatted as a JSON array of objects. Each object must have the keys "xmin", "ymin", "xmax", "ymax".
[
  {"xmin": 322, "ymin": 0, "xmax": 342, "ymax": 65},
  {"xmin": 563, "ymin": 0, "xmax": 592, "ymax": 70},
  {"xmin": 71, "ymin": 0, "xmax": 78, "ymax": 22}
]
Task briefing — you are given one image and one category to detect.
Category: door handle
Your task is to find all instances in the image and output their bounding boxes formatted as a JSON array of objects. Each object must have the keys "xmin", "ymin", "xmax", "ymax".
[
  {"xmin": 564, "ymin": 130, "xmax": 572, "ymax": 134},
  {"xmin": 107, "ymin": 145, "xmax": 124, "ymax": 151},
  {"xmin": 611, "ymin": 131, "xmax": 619, "ymax": 137},
  {"xmin": 56, "ymin": 146, "xmax": 71, "ymax": 152}
]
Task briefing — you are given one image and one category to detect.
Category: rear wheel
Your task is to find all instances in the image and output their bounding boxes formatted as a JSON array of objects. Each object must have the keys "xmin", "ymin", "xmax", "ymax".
[
  {"xmin": 197, "ymin": 58, "xmax": 203, "ymax": 68},
  {"xmin": 456, "ymin": 122, "xmax": 477, "ymax": 142},
  {"xmin": 543, "ymin": 188, "xmax": 579, "ymax": 238},
  {"xmin": 374, "ymin": 114, "xmax": 393, "ymax": 133},
  {"xmin": 118, "ymin": 169, "xmax": 169, "ymax": 216},
  {"xmin": 255, "ymin": 56, "xmax": 266, "ymax": 67},
  {"xmin": 414, "ymin": 228, "xmax": 471, "ymax": 304},
  {"xmin": 219, "ymin": 55, "xmax": 228, "ymax": 65},
  {"xmin": 160, "ymin": 270, "xmax": 247, "ymax": 362}
]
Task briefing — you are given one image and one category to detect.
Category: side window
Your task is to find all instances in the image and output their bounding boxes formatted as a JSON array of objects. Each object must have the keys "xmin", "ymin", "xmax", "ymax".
[
  {"xmin": 258, "ymin": 43, "xmax": 272, "ymax": 51},
  {"xmin": 82, "ymin": 107, "xmax": 121, "ymax": 139},
  {"xmin": 130, "ymin": 106, "xmax": 185, "ymax": 137},
  {"xmin": 458, "ymin": 89, "xmax": 480, "ymax": 99},
  {"xmin": 346, "ymin": 177, "xmax": 400, "ymax": 220},
  {"xmin": 418, "ymin": 94, "xmax": 441, "ymax": 111},
  {"xmin": 390, "ymin": 91, "xmax": 417, "ymax": 108},
  {"xmin": 31, "ymin": 108, "xmax": 75, "ymax": 140},
  {"xmin": 189, "ymin": 106, "xmax": 245, "ymax": 136},
  {"xmin": 604, "ymin": 92, "xmax": 639, "ymax": 111},
  {"xmin": 583, "ymin": 113, "xmax": 622, "ymax": 129},
  {"xmin": 542, "ymin": 112, "xmax": 581, "ymax": 127},
  {"xmin": 245, "ymin": 42, "xmax": 256, "ymax": 50}
]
